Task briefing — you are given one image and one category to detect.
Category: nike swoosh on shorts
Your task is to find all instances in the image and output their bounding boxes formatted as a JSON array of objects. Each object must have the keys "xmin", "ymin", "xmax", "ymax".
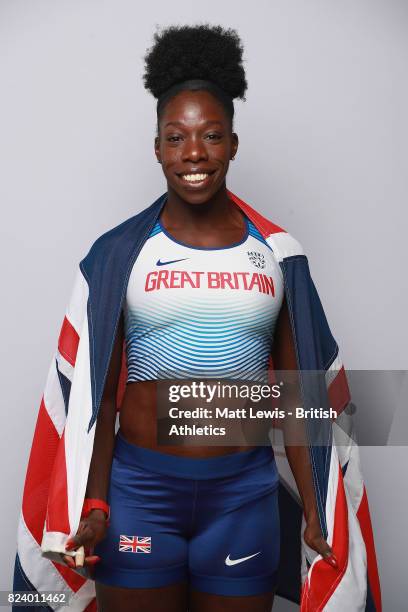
[{"xmin": 225, "ymin": 551, "xmax": 261, "ymax": 566}]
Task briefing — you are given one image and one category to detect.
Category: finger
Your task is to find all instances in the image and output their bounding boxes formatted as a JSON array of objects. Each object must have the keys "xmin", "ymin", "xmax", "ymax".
[
  {"xmin": 84, "ymin": 555, "xmax": 101, "ymax": 566},
  {"xmin": 84, "ymin": 548, "xmax": 95, "ymax": 559},
  {"xmin": 323, "ymin": 554, "xmax": 338, "ymax": 568},
  {"xmin": 66, "ymin": 531, "xmax": 90, "ymax": 551},
  {"xmin": 60, "ymin": 554, "xmax": 76, "ymax": 569},
  {"xmin": 65, "ymin": 536, "xmax": 81, "ymax": 551},
  {"xmin": 320, "ymin": 545, "xmax": 338, "ymax": 568},
  {"xmin": 308, "ymin": 535, "xmax": 338, "ymax": 568},
  {"xmin": 66, "ymin": 525, "xmax": 95, "ymax": 551}
]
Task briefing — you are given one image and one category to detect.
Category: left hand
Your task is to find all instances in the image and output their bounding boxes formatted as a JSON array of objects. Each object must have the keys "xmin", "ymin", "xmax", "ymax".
[{"xmin": 303, "ymin": 515, "xmax": 338, "ymax": 568}]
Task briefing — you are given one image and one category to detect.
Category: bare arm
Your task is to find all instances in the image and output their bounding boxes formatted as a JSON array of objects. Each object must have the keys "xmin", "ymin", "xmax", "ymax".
[
  {"xmin": 272, "ymin": 297, "xmax": 337, "ymax": 567},
  {"xmin": 85, "ymin": 309, "xmax": 125, "ymax": 502}
]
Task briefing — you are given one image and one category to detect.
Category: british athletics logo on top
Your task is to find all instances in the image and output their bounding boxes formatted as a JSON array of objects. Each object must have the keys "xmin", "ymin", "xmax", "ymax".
[{"xmin": 119, "ymin": 535, "xmax": 152, "ymax": 553}]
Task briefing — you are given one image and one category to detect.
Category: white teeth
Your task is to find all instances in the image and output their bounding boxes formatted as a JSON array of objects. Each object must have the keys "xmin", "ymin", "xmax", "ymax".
[{"xmin": 181, "ymin": 173, "xmax": 209, "ymax": 182}]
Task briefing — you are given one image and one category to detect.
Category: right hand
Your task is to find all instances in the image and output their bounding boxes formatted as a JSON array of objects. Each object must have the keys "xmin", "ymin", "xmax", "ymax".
[{"xmin": 59, "ymin": 509, "xmax": 109, "ymax": 572}]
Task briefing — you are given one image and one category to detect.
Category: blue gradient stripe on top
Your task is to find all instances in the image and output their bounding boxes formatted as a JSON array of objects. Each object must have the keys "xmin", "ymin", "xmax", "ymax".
[{"xmin": 125, "ymin": 294, "xmax": 277, "ymax": 381}]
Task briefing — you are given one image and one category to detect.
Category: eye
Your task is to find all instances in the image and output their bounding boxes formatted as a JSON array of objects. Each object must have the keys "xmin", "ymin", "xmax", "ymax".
[
  {"xmin": 166, "ymin": 135, "xmax": 183, "ymax": 143},
  {"xmin": 205, "ymin": 132, "xmax": 222, "ymax": 141}
]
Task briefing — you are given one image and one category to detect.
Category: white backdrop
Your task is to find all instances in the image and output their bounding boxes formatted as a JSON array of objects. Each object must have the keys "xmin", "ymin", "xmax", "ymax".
[{"xmin": 1, "ymin": 1, "xmax": 407, "ymax": 609}]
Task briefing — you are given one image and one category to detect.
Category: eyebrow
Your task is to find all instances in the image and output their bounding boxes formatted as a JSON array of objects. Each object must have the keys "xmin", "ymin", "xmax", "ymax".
[{"xmin": 163, "ymin": 120, "xmax": 224, "ymax": 128}]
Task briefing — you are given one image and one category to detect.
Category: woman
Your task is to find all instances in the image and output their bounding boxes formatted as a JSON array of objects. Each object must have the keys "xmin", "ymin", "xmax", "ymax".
[{"xmin": 59, "ymin": 25, "xmax": 337, "ymax": 612}]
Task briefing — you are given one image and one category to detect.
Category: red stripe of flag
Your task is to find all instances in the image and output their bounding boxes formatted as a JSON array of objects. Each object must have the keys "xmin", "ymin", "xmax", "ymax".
[
  {"xmin": 22, "ymin": 399, "xmax": 60, "ymax": 544},
  {"xmin": 46, "ymin": 429, "xmax": 70, "ymax": 534},
  {"xmin": 357, "ymin": 487, "xmax": 382, "ymax": 611},
  {"xmin": 328, "ymin": 366, "xmax": 351, "ymax": 418},
  {"xmin": 84, "ymin": 598, "xmax": 97, "ymax": 612},
  {"xmin": 52, "ymin": 560, "xmax": 86, "ymax": 593},
  {"xmin": 58, "ymin": 316, "xmax": 79, "ymax": 367}
]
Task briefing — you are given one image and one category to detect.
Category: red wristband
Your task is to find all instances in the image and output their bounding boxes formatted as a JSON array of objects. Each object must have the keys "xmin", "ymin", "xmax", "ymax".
[{"xmin": 81, "ymin": 498, "xmax": 110, "ymax": 521}]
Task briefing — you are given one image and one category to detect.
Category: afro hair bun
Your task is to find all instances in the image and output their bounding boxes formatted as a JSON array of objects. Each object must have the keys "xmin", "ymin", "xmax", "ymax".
[{"xmin": 143, "ymin": 24, "xmax": 247, "ymax": 100}]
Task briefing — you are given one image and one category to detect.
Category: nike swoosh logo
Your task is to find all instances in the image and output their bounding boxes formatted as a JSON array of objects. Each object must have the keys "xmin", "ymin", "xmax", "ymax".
[
  {"xmin": 225, "ymin": 551, "xmax": 261, "ymax": 566},
  {"xmin": 156, "ymin": 258, "xmax": 189, "ymax": 266}
]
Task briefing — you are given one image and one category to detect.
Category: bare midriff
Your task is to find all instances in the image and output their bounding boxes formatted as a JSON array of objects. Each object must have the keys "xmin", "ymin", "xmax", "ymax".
[{"xmin": 118, "ymin": 380, "xmax": 258, "ymax": 458}]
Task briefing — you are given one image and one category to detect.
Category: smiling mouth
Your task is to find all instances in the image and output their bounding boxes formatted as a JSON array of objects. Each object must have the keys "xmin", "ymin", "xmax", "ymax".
[{"xmin": 176, "ymin": 170, "xmax": 216, "ymax": 184}]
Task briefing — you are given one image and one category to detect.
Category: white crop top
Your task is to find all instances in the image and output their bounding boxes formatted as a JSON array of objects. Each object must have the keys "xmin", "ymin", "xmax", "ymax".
[{"xmin": 123, "ymin": 215, "xmax": 284, "ymax": 383}]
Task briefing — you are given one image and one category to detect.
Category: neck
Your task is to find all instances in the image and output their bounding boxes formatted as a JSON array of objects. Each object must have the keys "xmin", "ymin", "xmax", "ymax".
[{"xmin": 162, "ymin": 182, "xmax": 243, "ymax": 230}]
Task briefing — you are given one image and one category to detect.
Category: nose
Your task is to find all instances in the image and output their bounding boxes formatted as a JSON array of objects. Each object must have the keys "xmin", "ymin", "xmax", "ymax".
[{"xmin": 182, "ymin": 135, "xmax": 208, "ymax": 163}]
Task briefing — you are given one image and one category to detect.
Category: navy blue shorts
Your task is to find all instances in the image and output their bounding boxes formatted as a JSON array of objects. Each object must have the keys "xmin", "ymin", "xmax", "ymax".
[{"xmin": 93, "ymin": 430, "xmax": 280, "ymax": 596}]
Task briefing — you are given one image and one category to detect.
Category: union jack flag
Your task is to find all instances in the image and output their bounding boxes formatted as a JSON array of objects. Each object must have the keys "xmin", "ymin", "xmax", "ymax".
[{"xmin": 119, "ymin": 535, "xmax": 151, "ymax": 553}]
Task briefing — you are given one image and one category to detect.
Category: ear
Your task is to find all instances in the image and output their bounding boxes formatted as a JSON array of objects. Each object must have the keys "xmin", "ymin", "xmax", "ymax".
[
  {"xmin": 154, "ymin": 135, "xmax": 161, "ymax": 163},
  {"xmin": 231, "ymin": 132, "xmax": 239, "ymax": 160}
]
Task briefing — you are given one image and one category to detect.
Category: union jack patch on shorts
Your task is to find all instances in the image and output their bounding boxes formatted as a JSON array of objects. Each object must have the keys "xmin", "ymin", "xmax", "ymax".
[{"xmin": 118, "ymin": 535, "xmax": 151, "ymax": 553}]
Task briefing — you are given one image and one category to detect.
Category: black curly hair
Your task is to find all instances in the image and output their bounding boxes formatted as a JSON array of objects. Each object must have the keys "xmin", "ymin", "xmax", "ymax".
[{"xmin": 143, "ymin": 24, "xmax": 247, "ymax": 129}]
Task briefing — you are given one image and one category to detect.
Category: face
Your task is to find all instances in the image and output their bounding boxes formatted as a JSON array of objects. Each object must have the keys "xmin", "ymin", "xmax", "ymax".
[{"xmin": 154, "ymin": 89, "xmax": 238, "ymax": 205}]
